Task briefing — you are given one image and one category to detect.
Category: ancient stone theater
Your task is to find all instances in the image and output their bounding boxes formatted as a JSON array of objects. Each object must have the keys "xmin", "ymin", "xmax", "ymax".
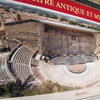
[{"xmin": 4, "ymin": 19, "xmax": 100, "ymax": 64}]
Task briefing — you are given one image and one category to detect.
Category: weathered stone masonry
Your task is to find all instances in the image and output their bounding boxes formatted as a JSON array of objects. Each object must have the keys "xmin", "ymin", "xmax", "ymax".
[{"xmin": 4, "ymin": 19, "xmax": 100, "ymax": 59}]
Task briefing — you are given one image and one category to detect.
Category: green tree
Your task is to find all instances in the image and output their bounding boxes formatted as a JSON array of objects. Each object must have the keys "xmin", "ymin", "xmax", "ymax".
[{"xmin": 60, "ymin": 18, "xmax": 68, "ymax": 22}]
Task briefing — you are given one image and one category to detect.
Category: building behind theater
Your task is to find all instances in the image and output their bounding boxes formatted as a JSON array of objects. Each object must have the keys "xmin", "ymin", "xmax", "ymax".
[{"xmin": 4, "ymin": 19, "xmax": 100, "ymax": 64}]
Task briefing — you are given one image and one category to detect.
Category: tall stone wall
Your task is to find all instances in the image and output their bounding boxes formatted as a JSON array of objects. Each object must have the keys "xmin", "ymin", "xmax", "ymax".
[
  {"xmin": 95, "ymin": 33, "xmax": 100, "ymax": 54},
  {"xmin": 4, "ymin": 20, "xmax": 98, "ymax": 59},
  {"xmin": 4, "ymin": 20, "xmax": 42, "ymax": 52},
  {"xmin": 41, "ymin": 24, "xmax": 96, "ymax": 57}
]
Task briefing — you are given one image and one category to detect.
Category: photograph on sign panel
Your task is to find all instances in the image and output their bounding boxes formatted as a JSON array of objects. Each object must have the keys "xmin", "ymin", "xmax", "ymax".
[{"xmin": 0, "ymin": 0, "xmax": 100, "ymax": 99}]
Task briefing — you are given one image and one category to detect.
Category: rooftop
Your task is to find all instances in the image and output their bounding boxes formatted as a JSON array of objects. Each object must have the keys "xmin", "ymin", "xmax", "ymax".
[{"xmin": 4, "ymin": 19, "xmax": 99, "ymax": 33}]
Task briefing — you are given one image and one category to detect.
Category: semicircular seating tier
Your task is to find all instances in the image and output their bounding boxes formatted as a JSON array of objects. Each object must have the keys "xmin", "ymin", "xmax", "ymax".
[
  {"xmin": 9, "ymin": 46, "xmax": 36, "ymax": 83},
  {"xmin": 0, "ymin": 54, "xmax": 14, "ymax": 85}
]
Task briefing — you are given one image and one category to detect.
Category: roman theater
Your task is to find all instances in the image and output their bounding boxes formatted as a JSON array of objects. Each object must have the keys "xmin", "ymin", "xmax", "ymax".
[{"xmin": 0, "ymin": 19, "xmax": 100, "ymax": 88}]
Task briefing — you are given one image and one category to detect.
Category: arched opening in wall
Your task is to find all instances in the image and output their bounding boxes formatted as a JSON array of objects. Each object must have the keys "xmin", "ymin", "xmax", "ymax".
[
  {"xmin": 72, "ymin": 35, "xmax": 76, "ymax": 41},
  {"xmin": 68, "ymin": 34, "xmax": 80, "ymax": 56}
]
